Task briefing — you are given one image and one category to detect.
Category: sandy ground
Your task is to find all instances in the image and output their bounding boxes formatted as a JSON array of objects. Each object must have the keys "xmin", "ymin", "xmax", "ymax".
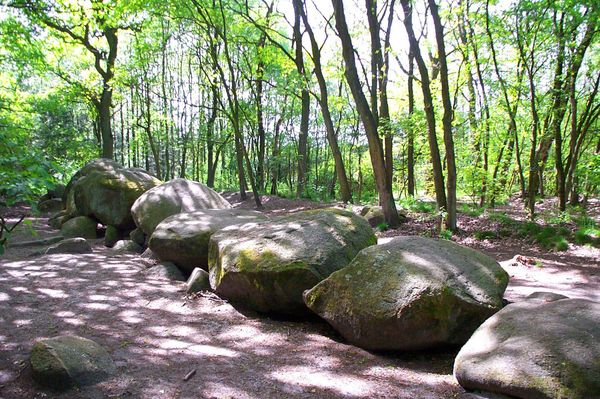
[{"xmin": 0, "ymin": 195, "xmax": 598, "ymax": 399}]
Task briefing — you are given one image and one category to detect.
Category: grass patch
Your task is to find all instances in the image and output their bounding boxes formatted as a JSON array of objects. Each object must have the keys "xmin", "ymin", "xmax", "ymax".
[
  {"xmin": 487, "ymin": 212, "xmax": 518, "ymax": 226},
  {"xmin": 399, "ymin": 197, "xmax": 436, "ymax": 214},
  {"xmin": 376, "ymin": 222, "xmax": 389, "ymax": 232},
  {"xmin": 439, "ymin": 230, "xmax": 453, "ymax": 240},
  {"xmin": 474, "ymin": 230, "xmax": 498, "ymax": 240},
  {"xmin": 459, "ymin": 203, "xmax": 486, "ymax": 217}
]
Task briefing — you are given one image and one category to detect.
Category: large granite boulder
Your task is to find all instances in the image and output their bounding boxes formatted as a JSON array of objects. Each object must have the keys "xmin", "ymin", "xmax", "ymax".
[
  {"xmin": 63, "ymin": 158, "xmax": 122, "ymax": 218},
  {"xmin": 454, "ymin": 298, "xmax": 600, "ymax": 399},
  {"xmin": 208, "ymin": 208, "xmax": 376, "ymax": 315},
  {"xmin": 359, "ymin": 205, "xmax": 407, "ymax": 227},
  {"xmin": 304, "ymin": 236, "xmax": 509, "ymax": 351},
  {"xmin": 38, "ymin": 198, "xmax": 64, "ymax": 213},
  {"xmin": 30, "ymin": 335, "xmax": 116, "ymax": 390},
  {"xmin": 186, "ymin": 267, "xmax": 211, "ymax": 294},
  {"xmin": 60, "ymin": 216, "xmax": 97, "ymax": 239},
  {"xmin": 73, "ymin": 166, "xmax": 161, "ymax": 229},
  {"xmin": 131, "ymin": 178, "xmax": 232, "ymax": 236},
  {"xmin": 148, "ymin": 209, "xmax": 267, "ymax": 274}
]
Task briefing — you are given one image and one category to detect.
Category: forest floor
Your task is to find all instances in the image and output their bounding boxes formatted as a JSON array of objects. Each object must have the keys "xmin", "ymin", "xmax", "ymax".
[{"xmin": 0, "ymin": 195, "xmax": 599, "ymax": 399}]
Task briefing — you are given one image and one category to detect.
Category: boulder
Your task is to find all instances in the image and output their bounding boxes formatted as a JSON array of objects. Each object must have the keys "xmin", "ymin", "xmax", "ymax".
[
  {"xmin": 48, "ymin": 183, "xmax": 66, "ymax": 200},
  {"xmin": 208, "ymin": 208, "xmax": 376, "ymax": 315},
  {"xmin": 526, "ymin": 291, "xmax": 569, "ymax": 303},
  {"xmin": 38, "ymin": 198, "xmax": 64, "ymax": 213},
  {"xmin": 149, "ymin": 209, "xmax": 267, "ymax": 273},
  {"xmin": 454, "ymin": 298, "xmax": 600, "ymax": 399},
  {"xmin": 303, "ymin": 236, "xmax": 509, "ymax": 351},
  {"xmin": 45, "ymin": 238, "xmax": 92, "ymax": 255},
  {"xmin": 73, "ymin": 167, "xmax": 160, "ymax": 229},
  {"xmin": 360, "ymin": 205, "xmax": 407, "ymax": 227},
  {"xmin": 104, "ymin": 225, "xmax": 125, "ymax": 248},
  {"xmin": 129, "ymin": 228, "xmax": 146, "ymax": 246},
  {"xmin": 131, "ymin": 178, "xmax": 232, "ymax": 236},
  {"xmin": 48, "ymin": 211, "xmax": 69, "ymax": 229},
  {"xmin": 186, "ymin": 267, "xmax": 211, "ymax": 294},
  {"xmin": 112, "ymin": 240, "xmax": 143, "ymax": 253},
  {"xmin": 60, "ymin": 216, "xmax": 97, "ymax": 239},
  {"xmin": 30, "ymin": 335, "xmax": 115, "ymax": 390},
  {"xmin": 145, "ymin": 262, "xmax": 186, "ymax": 281},
  {"xmin": 63, "ymin": 158, "xmax": 122, "ymax": 217},
  {"xmin": 139, "ymin": 247, "xmax": 159, "ymax": 267}
]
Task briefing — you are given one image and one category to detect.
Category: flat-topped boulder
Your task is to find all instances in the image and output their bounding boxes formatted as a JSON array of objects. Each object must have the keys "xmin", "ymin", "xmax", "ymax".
[
  {"xmin": 45, "ymin": 238, "xmax": 92, "ymax": 255},
  {"xmin": 30, "ymin": 335, "xmax": 115, "ymax": 390},
  {"xmin": 148, "ymin": 209, "xmax": 267, "ymax": 273},
  {"xmin": 208, "ymin": 208, "xmax": 376, "ymax": 315},
  {"xmin": 131, "ymin": 178, "xmax": 232, "ymax": 236},
  {"xmin": 454, "ymin": 298, "xmax": 600, "ymax": 399},
  {"xmin": 304, "ymin": 236, "xmax": 509, "ymax": 350}
]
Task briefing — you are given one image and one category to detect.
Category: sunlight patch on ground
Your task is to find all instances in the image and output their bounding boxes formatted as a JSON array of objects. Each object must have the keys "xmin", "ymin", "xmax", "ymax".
[
  {"xmin": 271, "ymin": 366, "xmax": 372, "ymax": 396},
  {"xmin": 0, "ymin": 292, "xmax": 9, "ymax": 301},
  {"xmin": 186, "ymin": 344, "xmax": 238, "ymax": 358},
  {"xmin": 37, "ymin": 288, "xmax": 68, "ymax": 299}
]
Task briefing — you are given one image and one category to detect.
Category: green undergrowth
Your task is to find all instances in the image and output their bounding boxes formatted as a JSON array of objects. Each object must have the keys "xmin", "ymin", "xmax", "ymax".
[{"xmin": 476, "ymin": 210, "xmax": 599, "ymax": 251}]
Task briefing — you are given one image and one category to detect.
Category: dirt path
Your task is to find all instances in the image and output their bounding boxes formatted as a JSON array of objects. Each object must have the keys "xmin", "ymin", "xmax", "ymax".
[{"xmin": 1, "ymin": 198, "xmax": 598, "ymax": 398}]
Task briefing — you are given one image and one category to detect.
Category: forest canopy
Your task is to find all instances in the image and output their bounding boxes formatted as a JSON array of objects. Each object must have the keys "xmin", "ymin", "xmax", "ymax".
[{"xmin": 0, "ymin": 0, "xmax": 598, "ymax": 229}]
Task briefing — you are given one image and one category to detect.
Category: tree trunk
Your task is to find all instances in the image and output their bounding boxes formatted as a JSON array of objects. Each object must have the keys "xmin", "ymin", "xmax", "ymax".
[{"xmin": 332, "ymin": 0, "xmax": 400, "ymax": 227}]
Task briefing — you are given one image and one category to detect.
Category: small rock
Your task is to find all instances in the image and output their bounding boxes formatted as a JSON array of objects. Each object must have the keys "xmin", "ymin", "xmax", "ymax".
[
  {"xmin": 526, "ymin": 291, "xmax": 569, "ymax": 303},
  {"xmin": 104, "ymin": 225, "xmax": 124, "ymax": 248},
  {"xmin": 45, "ymin": 238, "xmax": 92, "ymax": 255},
  {"xmin": 186, "ymin": 267, "xmax": 211, "ymax": 293},
  {"xmin": 60, "ymin": 216, "xmax": 98, "ymax": 239},
  {"xmin": 129, "ymin": 228, "xmax": 146, "ymax": 246},
  {"xmin": 146, "ymin": 262, "xmax": 185, "ymax": 281},
  {"xmin": 112, "ymin": 240, "xmax": 143, "ymax": 254},
  {"xmin": 30, "ymin": 335, "xmax": 116, "ymax": 390}
]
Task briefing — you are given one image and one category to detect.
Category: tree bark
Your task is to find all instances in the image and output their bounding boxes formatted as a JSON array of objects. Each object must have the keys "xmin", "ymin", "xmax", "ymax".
[{"xmin": 332, "ymin": 0, "xmax": 400, "ymax": 227}]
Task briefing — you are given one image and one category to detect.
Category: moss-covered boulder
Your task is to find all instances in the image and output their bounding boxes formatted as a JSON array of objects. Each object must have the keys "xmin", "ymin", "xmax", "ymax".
[
  {"xmin": 208, "ymin": 208, "xmax": 376, "ymax": 315},
  {"xmin": 30, "ymin": 335, "xmax": 116, "ymax": 390},
  {"xmin": 304, "ymin": 236, "xmax": 509, "ymax": 350},
  {"xmin": 104, "ymin": 225, "xmax": 126, "ymax": 248},
  {"xmin": 60, "ymin": 216, "xmax": 97, "ymax": 239},
  {"xmin": 149, "ymin": 209, "xmax": 267, "ymax": 274},
  {"xmin": 454, "ymin": 298, "xmax": 600, "ymax": 399},
  {"xmin": 131, "ymin": 178, "xmax": 232, "ymax": 236},
  {"xmin": 63, "ymin": 158, "xmax": 122, "ymax": 218},
  {"xmin": 73, "ymin": 167, "xmax": 160, "ymax": 230},
  {"xmin": 112, "ymin": 239, "xmax": 143, "ymax": 253}
]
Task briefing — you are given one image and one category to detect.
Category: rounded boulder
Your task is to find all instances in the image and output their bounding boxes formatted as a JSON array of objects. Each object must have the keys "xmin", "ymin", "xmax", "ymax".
[
  {"xmin": 149, "ymin": 209, "xmax": 267, "ymax": 273},
  {"xmin": 131, "ymin": 178, "xmax": 232, "ymax": 236},
  {"xmin": 303, "ymin": 236, "xmax": 509, "ymax": 350},
  {"xmin": 208, "ymin": 208, "xmax": 376, "ymax": 315}
]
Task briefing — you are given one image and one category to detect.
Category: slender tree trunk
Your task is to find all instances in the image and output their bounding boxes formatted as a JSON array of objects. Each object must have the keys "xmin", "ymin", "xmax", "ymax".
[
  {"xmin": 332, "ymin": 0, "xmax": 400, "ymax": 227},
  {"xmin": 297, "ymin": 0, "xmax": 352, "ymax": 203},
  {"xmin": 429, "ymin": 0, "xmax": 457, "ymax": 231},
  {"xmin": 407, "ymin": 51, "xmax": 415, "ymax": 197},
  {"xmin": 400, "ymin": 0, "xmax": 447, "ymax": 218}
]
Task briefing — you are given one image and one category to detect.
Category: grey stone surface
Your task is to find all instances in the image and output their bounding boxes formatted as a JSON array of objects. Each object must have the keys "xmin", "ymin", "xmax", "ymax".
[
  {"xmin": 45, "ymin": 238, "xmax": 92, "ymax": 255},
  {"xmin": 149, "ymin": 209, "xmax": 267, "ymax": 273},
  {"xmin": 454, "ymin": 298, "xmax": 600, "ymax": 399},
  {"xmin": 304, "ymin": 236, "xmax": 509, "ymax": 350},
  {"xmin": 131, "ymin": 178, "xmax": 232, "ymax": 236},
  {"xmin": 186, "ymin": 267, "xmax": 211, "ymax": 293},
  {"xmin": 30, "ymin": 335, "xmax": 115, "ymax": 390},
  {"xmin": 60, "ymin": 216, "xmax": 97, "ymax": 239},
  {"xmin": 145, "ymin": 262, "xmax": 186, "ymax": 281},
  {"xmin": 208, "ymin": 208, "xmax": 376, "ymax": 315}
]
